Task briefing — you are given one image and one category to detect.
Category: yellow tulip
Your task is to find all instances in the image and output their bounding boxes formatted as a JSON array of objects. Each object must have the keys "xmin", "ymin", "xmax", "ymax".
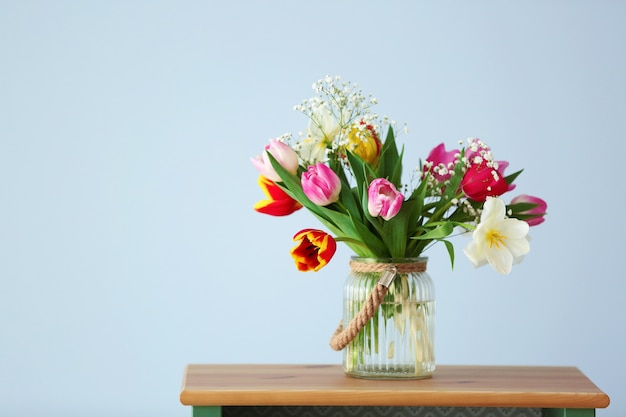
[{"xmin": 345, "ymin": 121, "xmax": 381, "ymax": 165}]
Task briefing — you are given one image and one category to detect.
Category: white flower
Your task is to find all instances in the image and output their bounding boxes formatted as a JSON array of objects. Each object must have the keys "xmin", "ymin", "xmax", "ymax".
[
  {"xmin": 308, "ymin": 104, "xmax": 341, "ymax": 143},
  {"xmin": 297, "ymin": 134, "xmax": 328, "ymax": 164},
  {"xmin": 463, "ymin": 197, "xmax": 530, "ymax": 275}
]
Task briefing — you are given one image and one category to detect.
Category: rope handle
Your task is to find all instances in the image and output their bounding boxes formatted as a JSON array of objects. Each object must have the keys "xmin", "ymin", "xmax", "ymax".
[{"xmin": 328, "ymin": 266, "xmax": 397, "ymax": 351}]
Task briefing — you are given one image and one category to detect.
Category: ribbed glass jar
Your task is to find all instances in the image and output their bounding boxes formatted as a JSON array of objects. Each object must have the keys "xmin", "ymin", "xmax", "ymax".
[{"xmin": 342, "ymin": 257, "xmax": 435, "ymax": 379}]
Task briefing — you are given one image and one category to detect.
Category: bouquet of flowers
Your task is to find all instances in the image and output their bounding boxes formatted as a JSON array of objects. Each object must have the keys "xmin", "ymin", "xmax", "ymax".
[{"xmin": 251, "ymin": 76, "xmax": 547, "ymax": 275}]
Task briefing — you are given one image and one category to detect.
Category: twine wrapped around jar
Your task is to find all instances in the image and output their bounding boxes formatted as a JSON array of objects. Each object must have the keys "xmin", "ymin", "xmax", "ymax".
[{"xmin": 329, "ymin": 259, "xmax": 427, "ymax": 351}]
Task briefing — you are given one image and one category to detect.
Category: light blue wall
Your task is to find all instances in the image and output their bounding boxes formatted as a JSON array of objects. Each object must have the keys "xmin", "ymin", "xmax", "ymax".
[{"xmin": 1, "ymin": 1, "xmax": 624, "ymax": 416}]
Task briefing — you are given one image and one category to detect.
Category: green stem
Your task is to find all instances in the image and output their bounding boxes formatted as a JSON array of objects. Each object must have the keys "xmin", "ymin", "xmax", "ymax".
[{"xmin": 411, "ymin": 192, "xmax": 464, "ymax": 256}]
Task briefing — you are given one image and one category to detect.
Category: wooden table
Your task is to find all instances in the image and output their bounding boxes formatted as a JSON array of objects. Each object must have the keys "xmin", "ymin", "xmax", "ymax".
[{"xmin": 180, "ymin": 364, "xmax": 609, "ymax": 417}]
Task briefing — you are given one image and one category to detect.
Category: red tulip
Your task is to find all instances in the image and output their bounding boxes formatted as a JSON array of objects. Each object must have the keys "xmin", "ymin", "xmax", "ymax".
[
  {"xmin": 290, "ymin": 229, "xmax": 337, "ymax": 272},
  {"xmin": 253, "ymin": 176, "xmax": 302, "ymax": 216},
  {"xmin": 461, "ymin": 161, "xmax": 514, "ymax": 202}
]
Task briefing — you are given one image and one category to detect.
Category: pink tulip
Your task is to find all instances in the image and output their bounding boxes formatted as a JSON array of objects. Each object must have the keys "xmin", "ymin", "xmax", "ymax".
[
  {"xmin": 424, "ymin": 143, "xmax": 460, "ymax": 182},
  {"xmin": 301, "ymin": 163, "xmax": 341, "ymax": 206},
  {"xmin": 251, "ymin": 139, "xmax": 299, "ymax": 182},
  {"xmin": 509, "ymin": 194, "xmax": 548, "ymax": 226},
  {"xmin": 367, "ymin": 178, "xmax": 404, "ymax": 221}
]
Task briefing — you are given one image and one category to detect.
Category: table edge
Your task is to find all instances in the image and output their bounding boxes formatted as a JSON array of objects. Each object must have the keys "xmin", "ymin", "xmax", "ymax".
[{"xmin": 179, "ymin": 364, "xmax": 610, "ymax": 409}]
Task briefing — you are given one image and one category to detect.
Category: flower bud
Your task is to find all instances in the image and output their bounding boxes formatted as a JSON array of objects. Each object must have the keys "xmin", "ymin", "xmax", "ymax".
[
  {"xmin": 460, "ymin": 161, "xmax": 513, "ymax": 202},
  {"xmin": 290, "ymin": 229, "xmax": 337, "ymax": 272},
  {"xmin": 367, "ymin": 178, "xmax": 404, "ymax": 221},
  {"xmin": 509, "ymin": 194, "xmax": 548, "ymax": 226},
  {"xmin": 251, "ymin": 139, "xmax": 299, "ymax": 183},
  {"xmin": 345, "ymin": 121, "xmax": 382, "ymax": 165},
  {"xmin": 301, "ymin": 163, "xmax": 341, "ymax": 206}
]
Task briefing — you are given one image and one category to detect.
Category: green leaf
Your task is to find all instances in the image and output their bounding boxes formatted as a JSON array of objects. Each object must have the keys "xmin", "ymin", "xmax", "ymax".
[
  {"xmin": 338, "ymin": 183, "xmax": 362, "ymax": 223},
  {"xmin": 381, "ymin": 197, "xmax": 425, "ymax": 258},
  {"xmin": 311, "ymin": 210, "xmax": 374, "ymax": 257},
  {"xmin": 406, "ymin": 177, "xmax": 429, "ymax": 225},
  {"xmin": 376, "ymin": 127, "xmax": 403, "ymax": 186},
  {"xmin": 317, "ymin": 205, "xmax": 387, "ymax": 257},
  {"xmin": 504, "ymin": 169, "xmax": 523, "ymax": 186},
  {"xmin": 443, "ymin": 239, "xmax": 455, "ymax": 269},
  {"xmin": 346, "ymin": 151, "xmax": 376, "ymax": 213},
  {"xmin": 507, "ymin": 201, "xmax": 541, "ymax": 212},
  {"xmin": 411, "ymin": 222, "xmax": 455, "ymax": 240},
  {"xmin": 381, "ymin": 214, "xmax": 407, "ymax": 259}
]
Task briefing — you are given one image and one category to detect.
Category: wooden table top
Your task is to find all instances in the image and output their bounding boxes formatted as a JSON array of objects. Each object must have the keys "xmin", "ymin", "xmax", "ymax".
[{"xmin": 180, "ymin": 364, "xmax": 610, "ymax": 409}]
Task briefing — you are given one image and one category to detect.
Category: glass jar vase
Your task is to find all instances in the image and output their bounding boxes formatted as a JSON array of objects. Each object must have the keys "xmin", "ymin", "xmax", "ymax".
[{"xmin": 342, "ymin": 257, "xmax": 435, "ymax": 379}]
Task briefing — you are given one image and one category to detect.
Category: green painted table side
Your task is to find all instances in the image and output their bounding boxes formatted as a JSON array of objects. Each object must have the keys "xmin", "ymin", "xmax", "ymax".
[{"xmin": 180, "ymin": 365, "xmax": 610, "ymax": 417}]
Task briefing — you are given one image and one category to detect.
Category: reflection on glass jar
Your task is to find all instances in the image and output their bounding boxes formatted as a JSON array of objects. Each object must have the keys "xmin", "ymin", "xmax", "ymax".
[{"xmin": 343, "ymin": 257, "xmax": 435, "ymax": 379}]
